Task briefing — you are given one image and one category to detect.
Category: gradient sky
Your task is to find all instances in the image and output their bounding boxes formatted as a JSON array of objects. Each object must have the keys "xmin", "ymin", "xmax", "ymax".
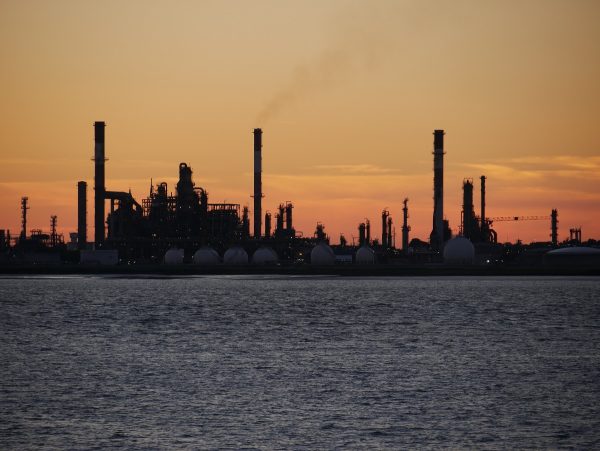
[{"xmin": 1, "ymin": 0, "xmax": 599, "ymax": 244}]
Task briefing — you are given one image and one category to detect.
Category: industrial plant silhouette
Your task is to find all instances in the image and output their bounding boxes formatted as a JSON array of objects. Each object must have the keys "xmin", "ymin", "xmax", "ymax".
[{"xmin": 1, "ymin": 122, "xmax": 598, "ymax": 272}]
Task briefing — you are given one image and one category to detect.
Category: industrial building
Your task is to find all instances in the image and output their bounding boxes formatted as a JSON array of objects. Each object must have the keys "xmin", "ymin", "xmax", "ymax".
[{"xmin": 0, "ymin": 123, "xmax": 594, "ymax": 270}]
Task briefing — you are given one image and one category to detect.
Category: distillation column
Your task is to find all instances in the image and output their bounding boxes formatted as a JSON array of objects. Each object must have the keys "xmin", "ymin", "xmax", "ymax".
[
  {"xmin": 402, "ymin": 198, "xmax": 410, "ymax": 252},
  {"xmin": 381, "ymin": 209, "xmax": 389, "ymax": 248},
  {"xmin": 253, "ymin": 128, "xmax": 263, "ymax": 238},
  {"xmin": 20, "ymin": 196, "xmax": 29, "ymax": 239}
]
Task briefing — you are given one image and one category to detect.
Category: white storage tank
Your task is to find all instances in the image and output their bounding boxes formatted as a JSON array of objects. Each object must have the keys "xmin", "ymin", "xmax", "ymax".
[
  {"xmin": 443, "ymin": 237, "xmax": 475, "ymax": 265},
  {"xmin": 193, "ymin": 246, "xmax": 220, "ymax": 265},
  {"xmin": 251, "ymin": 246, "xmax": 278, "ymax": 265},
  {"xmin": 311, "ymin": 242, "xmax": 335, "ymax": 266},
  {"xmin": 164, "ymin": 248, "xmax": 184, "ymax": 265},
  {"xmin": 355, "ymin": 245, "xmax": 376, "ymax": 264},
  {"xmin": 544, "ymin": 246, "xmax": 600, "ymax": 266},
  {"xmin": 223, "ymin": 246, "xmax": 249, "ymax": 265}
]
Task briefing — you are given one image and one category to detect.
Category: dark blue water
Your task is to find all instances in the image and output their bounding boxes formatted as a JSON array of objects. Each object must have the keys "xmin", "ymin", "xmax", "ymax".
[{"xmin": 1, "ymin": 275, "xmax": 599, "ymax": 449}]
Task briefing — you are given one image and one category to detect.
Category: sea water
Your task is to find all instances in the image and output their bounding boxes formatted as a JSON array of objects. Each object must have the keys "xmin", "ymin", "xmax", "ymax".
[{"xmin": 1, "ymin": 276, "xmax": 599, "ymax": 449}]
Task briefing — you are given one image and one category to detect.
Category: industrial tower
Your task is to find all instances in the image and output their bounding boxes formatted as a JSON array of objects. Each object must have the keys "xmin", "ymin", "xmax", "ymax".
[
  {"xmin": 430, "ymin": 130, "xmax": 445, "ymax": 250},
  {"xmin": 253, "ymin": 128, "xmax": 263, "ymax": 239}
]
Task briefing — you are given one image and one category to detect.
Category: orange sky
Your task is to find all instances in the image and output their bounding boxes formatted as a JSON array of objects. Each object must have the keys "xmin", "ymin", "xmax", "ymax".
[{"xmin": 1, "ymin": 0, "xmax": 599, "ymax": 244}]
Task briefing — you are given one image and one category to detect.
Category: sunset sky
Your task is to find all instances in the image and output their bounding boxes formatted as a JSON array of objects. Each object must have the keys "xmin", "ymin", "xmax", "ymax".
[{"xmin": 1, "ymin": 0, "xmax": 599, "ymax": 244}]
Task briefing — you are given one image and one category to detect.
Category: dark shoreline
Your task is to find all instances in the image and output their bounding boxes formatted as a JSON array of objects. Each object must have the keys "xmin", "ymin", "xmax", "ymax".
[{"xmin": 1, "ymin": 264, "xmax": 599, "ymax": 277}]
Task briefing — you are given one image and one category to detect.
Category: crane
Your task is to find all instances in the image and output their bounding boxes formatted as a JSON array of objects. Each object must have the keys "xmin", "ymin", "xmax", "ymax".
[
  {"xmin": 488, "ymin": 212, "xmax": 558, "ymax": 246},
  {"xmin": 489, "ymin": 216, "xmax": 549, "ymax": 222}
]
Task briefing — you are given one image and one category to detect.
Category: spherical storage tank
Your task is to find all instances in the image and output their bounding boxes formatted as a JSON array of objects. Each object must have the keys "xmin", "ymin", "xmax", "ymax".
[
  {"xmin": 223, "ymin": 246, "xmax": 249, "ymax": 265},
  {"xmin": 311, "ymin": 242, "xmax": 335, "ymax": 265},
  {"xmin": 193, "ymin": 246, "xmax": 220, "ymax": 265},
  {"xmin": 443, "ymin": 237, "xmax": 475, "ymax": 265},
  {"xmin": 355, "ymin": 245, "xmax": 376, "ymax": 264},
  {"xmin": 164, "ymin": 248, "xmax": 184, "ymax": 265},
  {"xmin": 251, "ymin": 246, "xmax": 278, "ymax": 265}
]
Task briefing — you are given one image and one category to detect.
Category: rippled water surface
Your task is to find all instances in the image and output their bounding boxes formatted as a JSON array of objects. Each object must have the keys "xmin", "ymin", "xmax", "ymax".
[{"xmin": 1, "ymin": 275, "xmax": 600, "ymax": 449}]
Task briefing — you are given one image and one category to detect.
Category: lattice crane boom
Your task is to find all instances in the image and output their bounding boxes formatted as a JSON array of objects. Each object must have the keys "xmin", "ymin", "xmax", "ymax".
[{"xmin": 489, "ymin": 215, "xmax": 549, "ymax": 222}]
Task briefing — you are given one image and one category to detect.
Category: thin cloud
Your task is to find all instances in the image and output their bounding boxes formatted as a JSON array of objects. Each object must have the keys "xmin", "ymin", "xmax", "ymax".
[{"xmin": 313, "ymin": 164, "xmax": 405, "ymax": 175}]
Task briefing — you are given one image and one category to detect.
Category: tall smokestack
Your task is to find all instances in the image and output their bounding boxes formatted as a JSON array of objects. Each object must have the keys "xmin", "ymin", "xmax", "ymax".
[
  {"xmin": 94, "ymin": 121, "xmax": 106, "ymax": 247},
  {"xmin": 480, "ymin": 175, "xmax": 486, "ymax": 227},
  {"xmin": 253, "ymin": 128, "xmax": 263, "ymax": 238},
  {"xmin": 430, "ymin": 129, "xmax": 445, "ymax": 250},
  {"xmin": 77, "ymin": 181, "xmax": 87, "ymax": 250}
]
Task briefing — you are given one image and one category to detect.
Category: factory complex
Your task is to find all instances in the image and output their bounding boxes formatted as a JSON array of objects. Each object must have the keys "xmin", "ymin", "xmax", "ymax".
[{"xmin": 1, "ymin": 123, "xmax": 599, "ymax": 273}]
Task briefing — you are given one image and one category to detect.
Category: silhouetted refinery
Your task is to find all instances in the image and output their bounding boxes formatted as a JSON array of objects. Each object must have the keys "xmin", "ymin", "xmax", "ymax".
[{"xmin": 1, "ymin": 123, "xmax": 599, "ymax": 275}]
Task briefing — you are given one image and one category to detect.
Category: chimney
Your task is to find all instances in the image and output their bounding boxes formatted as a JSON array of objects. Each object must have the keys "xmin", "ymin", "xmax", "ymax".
[
  {"xmin": 430, "ymin": 130, "xmax": 445, "ymax": 250},
  {"xmin": 480, "ymin": 175, "xmax": 486, "ymax": 227},
  {"xmin": 77, "ymin": 181, "xmax": 87, "ymax": 250},
  {"xmin": 94, "ymin": 121, "xmax": 106, "ymax": 247},
  {"xmin": 253, "ymin": 128, "xmax": 263, "ymax": 238}
]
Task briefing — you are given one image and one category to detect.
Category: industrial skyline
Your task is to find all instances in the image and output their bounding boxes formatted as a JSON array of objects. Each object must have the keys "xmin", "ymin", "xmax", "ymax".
[
  {"xmin": 1, "ymin": 0, "xmax": 599, "ymax": 243},
  {"xmin": 0, "ymin": 122, "xmax": 594, "ymax": 247}
]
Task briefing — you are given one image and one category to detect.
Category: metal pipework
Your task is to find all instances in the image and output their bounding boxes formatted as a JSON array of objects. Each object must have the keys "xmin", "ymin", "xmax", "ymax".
[
  {"xmin": 276, "ymin": 203, "xmax": 285, "ymax": 232},
  {"xmin": 253, "ymin": 128, "xmax": 263, "ymax": 238},
  {"xmin": 94, "ymin": 121, "xmax": 106, "ymax": 247},
  {"xmin": 50, "ymin": 215, "xmax": 58, "ymax": 247}
]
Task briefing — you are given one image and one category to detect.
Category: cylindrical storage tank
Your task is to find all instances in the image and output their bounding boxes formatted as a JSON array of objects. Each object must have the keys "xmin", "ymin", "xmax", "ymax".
[
  {"xmin": 311, "ymin": 242, "xmax": 335, "ymax": 265},
  {"xmin": 193, "ymin": 246, "xmax": 220, "ymax": 265},
  {"xmin": 355, "ymin": 245, "xmax": 376, "ymax": 264},
  {"xmin": 251, "ymin": 246, "xmax": 278, "ymax": 265},
  {"xmin": 164, "ymin": 248, "xmax": 184, "ymax": 265},
  {"xmin": 223, "ymin": 246, "xmax": 249, "ymax": 265},
  {"xmin": 544, "ymin": 246, "xmax": 600, "ymax": 266},
  {"xmin": 443, "ymin": 237, "xmax": 475, "ymax": 265}
]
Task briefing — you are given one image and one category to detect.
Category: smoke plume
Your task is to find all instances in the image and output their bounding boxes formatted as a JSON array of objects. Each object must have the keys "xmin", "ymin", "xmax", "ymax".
[{"xmin": 256, "ymin": 4, "xmax": 398, "ymax": 124}]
